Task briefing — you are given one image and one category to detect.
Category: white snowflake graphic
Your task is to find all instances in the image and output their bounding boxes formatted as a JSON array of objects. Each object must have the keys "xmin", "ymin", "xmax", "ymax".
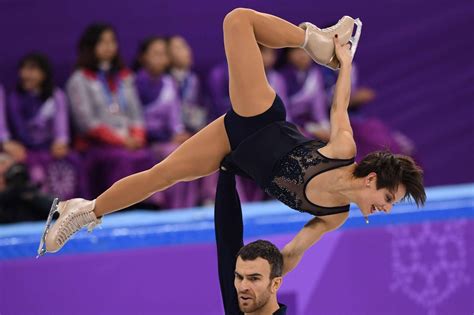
[{"xmin": 387, "ymin": 220, "xmax": 470, "ymax": 315}]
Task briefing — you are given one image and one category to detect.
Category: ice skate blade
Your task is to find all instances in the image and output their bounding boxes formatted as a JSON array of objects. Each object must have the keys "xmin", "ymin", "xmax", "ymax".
[
  {"xmin": 36, "ymin": 198, "xmax": 59, "ymax": 258},
  {"xmin": 349, "ymin": 18, "xmax": 362, "ymax": 58}
]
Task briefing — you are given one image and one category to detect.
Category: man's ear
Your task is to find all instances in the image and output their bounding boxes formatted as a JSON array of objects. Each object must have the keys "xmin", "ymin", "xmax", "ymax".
[{"xmin": 271, "ymin": 276, "xmax": 283, "ymax": 293}]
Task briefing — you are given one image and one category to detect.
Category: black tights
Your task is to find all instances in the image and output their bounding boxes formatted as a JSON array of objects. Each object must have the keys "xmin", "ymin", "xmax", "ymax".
[{"xmin": 214, "ymin": 171, "xmax": 244, "ymax": 315}]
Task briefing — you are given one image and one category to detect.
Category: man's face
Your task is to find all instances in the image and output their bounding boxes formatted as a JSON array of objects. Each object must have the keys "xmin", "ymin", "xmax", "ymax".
[{"xmin": 234, "ymin": 257, "xmax": 280, "ymax": 313}]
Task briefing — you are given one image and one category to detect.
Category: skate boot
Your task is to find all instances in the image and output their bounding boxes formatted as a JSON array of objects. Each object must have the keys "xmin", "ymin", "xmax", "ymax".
[
  {"xmin": 37, "ymin": 198, "xmax": 102, "ymax": 257},
  {"xmin": 299, "ymin": 16, "xmax": 362, "ymax": 70}
]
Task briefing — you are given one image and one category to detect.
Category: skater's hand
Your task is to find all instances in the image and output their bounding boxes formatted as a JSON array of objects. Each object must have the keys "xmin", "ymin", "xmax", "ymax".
[
  {"xmin": 350, "ymin": 87, "xmax": 376, "ymax": 108},
  {"xmin": 51, "ymin": 141, "xmax": 69, "ymax": 159},
  {"xmin": 333, "ymin": 36, "xmax": 352, "ymax": 67},
  {"xmin": 0, "ymin": 154, "xmax": 14, "ymax": 191},
  {"xmin": 2, "ymin": 140, "xmax": 27, "ymax": 162},
  {"xmin": 124, "ymin": 136, "xmax": 142, "ymax": 150}
]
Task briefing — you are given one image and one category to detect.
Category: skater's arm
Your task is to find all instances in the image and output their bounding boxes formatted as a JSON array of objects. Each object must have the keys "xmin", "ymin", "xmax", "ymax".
[
  {"xmin": 329, "ymin": 37, "xmax": 354, "ymax": 143},
  {"xmin": 281, "ymin": 213, "xmax": 347, "ymax": 275}
]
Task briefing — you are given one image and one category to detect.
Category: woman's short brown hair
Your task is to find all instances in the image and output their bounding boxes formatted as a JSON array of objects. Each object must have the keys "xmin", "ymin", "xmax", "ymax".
[{"xmin": 353, "ymin": 151, "xmax": 426, "ymax": 206}]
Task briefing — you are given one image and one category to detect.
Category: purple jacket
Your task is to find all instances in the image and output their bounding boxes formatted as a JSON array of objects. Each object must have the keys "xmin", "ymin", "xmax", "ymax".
[
  {"xmin": 170, "ymin": 68, "xmax": 207, "ymax": 132},
  {"xmin": 0, "ymin": 85, "xmax": 9, "ymax": 143},
  {"xmin": 7, "ymin": 89, "xmax": 69, "ymax": 149},
  {"xmin": 135, "ymin": 69, "xmax": 184, "ymax": 142},
  {"xmin": 280, "ymin": 65, "xmax": 328, "ymax": 130}
]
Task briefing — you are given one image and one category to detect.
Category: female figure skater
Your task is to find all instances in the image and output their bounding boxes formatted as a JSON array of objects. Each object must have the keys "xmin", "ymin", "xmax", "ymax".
[{"xmin": 38, "ymin": 9, "xmax": 425, "ymax": 266}]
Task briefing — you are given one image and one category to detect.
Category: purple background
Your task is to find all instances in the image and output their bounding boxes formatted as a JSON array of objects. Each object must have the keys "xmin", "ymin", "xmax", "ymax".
[
  {"xmin": 0, "ymin": 0, "xmax": 473, "ymax": 186},
  {"xmin": 1, "ymin": 219, "xmax": 472, "ymax": 315}
]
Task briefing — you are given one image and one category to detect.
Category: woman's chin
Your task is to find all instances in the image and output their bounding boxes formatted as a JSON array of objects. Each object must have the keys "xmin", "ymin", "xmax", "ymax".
[{"xmin": 359, "ymin": 207, "xmax": 369, "ymax": 217}]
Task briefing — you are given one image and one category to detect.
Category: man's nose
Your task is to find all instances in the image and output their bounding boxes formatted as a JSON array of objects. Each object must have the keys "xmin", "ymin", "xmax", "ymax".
[{"xmin": 238, "ymin": 279, "xmax": 251, "ymax": 291}]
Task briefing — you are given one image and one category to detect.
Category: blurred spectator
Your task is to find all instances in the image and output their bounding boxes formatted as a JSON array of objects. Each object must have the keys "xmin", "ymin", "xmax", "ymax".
[
  {"xmin": 259, "ymin": 45, "xmax": 288, "ymax": 105},
  {"xmin": 1, "ymin": 83, "xmax": 26, "ymax": 162},
  {"xmin": 0, "ymin": 153, "xmax": 54, "ymax": 223},
  {"xmin": 0, "ymin": 84, "xmax": 19, "ymax": 159},
  {"xmin": 205, "ymin": 63, "xmax": 238, "ymax": 203},
  {"xmin": 207, "ymin": 62, "xmax": 231, "ymax": 121},
  {"xmin": 279, "ymin": 48, "xmax": 330, "ymax": 141},
  {"xmin": 134, "ymin": 36, "xmax": 199, "ymax": 208},
  {"xmin": 5, "ymin": 53, "xmax": 83, "ymax": 199},
  {"xmin": 0, "ymin": 152, "xmax": 14, "ymax": 192},
  {"xmin": 66, "ymin": 24, "xmax": 154, "ymax": 199},
  {"xmin": 322, "ymin": 64, "xmax": 415, "ymax": 161},
  {"xmin": 168, "ymin": 35, "xmax": 207, "ymax": 133}
]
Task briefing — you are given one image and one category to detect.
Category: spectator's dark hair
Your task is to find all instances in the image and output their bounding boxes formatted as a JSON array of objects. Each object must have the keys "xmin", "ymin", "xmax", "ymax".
[
  {"xmin": 76, "ymin": 23, "xmax": 124, "ymax": 72},
  {"xmin": 354, "ymin": 151, "xmax": 426, "ymax": 206},
  {"xmin": 237, "ymin": 240, "xmax": 283, "ymax": 279},
  {"xmin": 17, "ymin": 53, "xmax": 54, "ymax": 101},
  {"xmin": 132, "ymin": 36, "xmax": 169, "ymax": 71}
]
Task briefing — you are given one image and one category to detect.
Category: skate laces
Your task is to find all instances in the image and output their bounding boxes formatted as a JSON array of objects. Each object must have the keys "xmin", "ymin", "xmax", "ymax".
[{"xmin": 56, "ymin": 207, "xmax": 101, "ymax": 247}]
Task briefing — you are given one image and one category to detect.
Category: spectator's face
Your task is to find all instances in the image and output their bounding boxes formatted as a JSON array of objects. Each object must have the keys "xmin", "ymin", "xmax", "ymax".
[
  {"xmin": 168, "ymin": 36, "xmax": 192, "ymax": 69},
  {"xmin": 143, "ymin": 40, "xmax": 170, "ymax": 75},
  {"xmin": 19, "ymin": 62, "xmax": 44, "ymax": 92},
  {"xmin": 260, "ymin": 47, "xmax": 277, "ymax": 69},
  {"xmin": 288, "ymin": 48, "xmax": 312, "ymax": 70},
  {"xmin": 234, "ymin": 257, "xmax": 277, "ymax": 313},
  {"xmin": 95, "ymin": 30, "xmax": 118, "ymax": 63}
]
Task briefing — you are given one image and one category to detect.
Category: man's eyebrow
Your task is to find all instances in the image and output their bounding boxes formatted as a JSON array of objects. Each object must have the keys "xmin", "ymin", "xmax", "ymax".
[
  {"xmin": 246, "ymin": 273, "xmax": 263, "ymax": 277},
  {"xmin": 235, "ymin": 271, "xmax": 263, "ymax": 277}
]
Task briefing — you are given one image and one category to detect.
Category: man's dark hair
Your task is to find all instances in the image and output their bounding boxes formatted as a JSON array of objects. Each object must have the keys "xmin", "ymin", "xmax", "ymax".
[
  {"xmin": 237, "ymin": 240, "xmax": 283, "ymax": 279},
  {"xmin": 354, "ymin": 151, "xmax": 426, "ymax": 206}
]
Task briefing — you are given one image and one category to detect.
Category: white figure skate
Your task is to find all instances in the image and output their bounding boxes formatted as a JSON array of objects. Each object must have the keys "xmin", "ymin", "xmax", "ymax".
[
  {"xmin": 299, "ymin": 16, "xmax": 362, "ymax": 70},
  {"xmin": 37, "ymin": 198, "xmax": 101, "ymax": 257}
]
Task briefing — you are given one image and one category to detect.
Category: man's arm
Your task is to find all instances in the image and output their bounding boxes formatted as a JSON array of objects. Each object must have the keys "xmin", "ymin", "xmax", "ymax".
[{"xmin": 281, "ymin": 213, "xmax": 347, "ymax": 275}]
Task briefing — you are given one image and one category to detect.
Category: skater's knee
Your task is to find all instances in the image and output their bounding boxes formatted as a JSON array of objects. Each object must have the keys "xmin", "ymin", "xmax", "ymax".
[{"xmin": 223, "ymin": 8, "xmax": 253, "ymax": 31}]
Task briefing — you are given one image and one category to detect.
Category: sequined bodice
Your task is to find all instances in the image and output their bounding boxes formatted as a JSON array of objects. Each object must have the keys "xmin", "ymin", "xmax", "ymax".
[{"xmin": 264, "ymin": 141, "xmax": 355, "ymax": 216}]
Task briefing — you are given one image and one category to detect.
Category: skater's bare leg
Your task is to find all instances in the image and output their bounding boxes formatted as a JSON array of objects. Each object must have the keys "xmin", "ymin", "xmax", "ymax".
[
  {"xmin": 94, "ymin": 116, "xmax": 230, "ymax": 217},
  {"xmin": 223, "ymin": 8, "xmax": 305, "ymax": 116}
]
